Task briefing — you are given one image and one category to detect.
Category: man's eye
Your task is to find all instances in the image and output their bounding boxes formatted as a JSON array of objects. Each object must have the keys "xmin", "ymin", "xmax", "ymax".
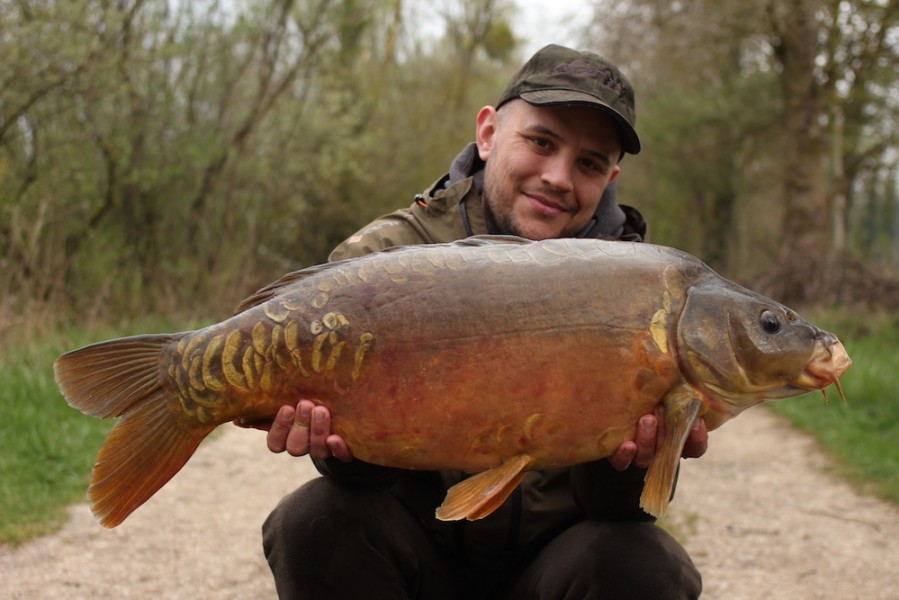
[
  {"xmin": 529, "ymin": 137, "xmax": 551, "ymax": 149},
  {"xmin": 579, "ymin": 158, "xmax": 604, "ymax": 174}
]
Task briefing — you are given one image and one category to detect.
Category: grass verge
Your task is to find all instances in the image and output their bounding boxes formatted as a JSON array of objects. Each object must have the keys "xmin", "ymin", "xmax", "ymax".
[
  {"xmin": 768, "ymin": 311, "xmax": 899, "ymax": 505},
  {"xmin": 0, "ymin": 335, "xmax": 112, "ymax": 543},
  {"xmin": 0, "ymin": 319, "xmax": 201, "ymax": 544}
]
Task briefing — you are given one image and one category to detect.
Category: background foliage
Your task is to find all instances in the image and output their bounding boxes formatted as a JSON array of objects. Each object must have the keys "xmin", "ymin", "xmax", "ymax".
[
  {"xmin": 1, "ymin": 0, "xmax": 897, "ymax": 544},
  {"xmin": 583, "ymin": 0, "xmax": 899, "ymax": 303},
  {"xmin": 1, "ymin": 0, "xmax": 897, "ymax": 340}
]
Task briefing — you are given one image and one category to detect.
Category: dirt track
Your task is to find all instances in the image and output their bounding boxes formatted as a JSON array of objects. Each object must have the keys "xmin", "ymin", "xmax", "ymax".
[{"xmin": 2, "ymin": 407, "xmax": 898, "ymax": 599}]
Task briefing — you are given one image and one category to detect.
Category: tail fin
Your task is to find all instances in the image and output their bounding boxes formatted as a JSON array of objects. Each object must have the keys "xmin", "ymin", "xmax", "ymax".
[{"xmin": 54, "ymin": 334, "xmax": 214, "ymax": 527}]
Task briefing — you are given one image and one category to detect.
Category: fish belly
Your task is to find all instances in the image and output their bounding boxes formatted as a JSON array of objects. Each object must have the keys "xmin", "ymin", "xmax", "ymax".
[
  {"xmin": 159, "ymin": 240, "xmax": 688, "ymax": 474},
  {"xmin": 251, "ymin": 243, "xmax": 688, "ymax": 472}
]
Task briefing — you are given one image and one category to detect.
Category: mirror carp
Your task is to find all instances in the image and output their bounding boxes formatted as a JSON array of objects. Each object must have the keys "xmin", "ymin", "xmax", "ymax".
[{"xmin": 54, "ymin": 236, "xmax": 852, "ymax": 528}]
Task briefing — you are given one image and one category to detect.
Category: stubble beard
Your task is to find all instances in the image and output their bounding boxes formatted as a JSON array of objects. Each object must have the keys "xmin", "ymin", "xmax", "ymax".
[
  {"xmin": 482, "ymin": 178, "xmax": 528, "ymax": 238},
  {"xmin": 484, "ymin": 186, "xmax": 586, "ymax": 240}
]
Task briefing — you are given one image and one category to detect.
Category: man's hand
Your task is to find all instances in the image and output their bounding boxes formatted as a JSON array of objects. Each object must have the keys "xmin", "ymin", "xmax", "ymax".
[
  {"xmin": 607, "ymin": 407, "xmax": 708, "ymax": 471},
  {"xmin": 239, "ymin": 401, "xmax": 707, "ymax": 469},
  {"xmin": 234, "ymin": 400, "xmax": 353, "ymax": 462}
]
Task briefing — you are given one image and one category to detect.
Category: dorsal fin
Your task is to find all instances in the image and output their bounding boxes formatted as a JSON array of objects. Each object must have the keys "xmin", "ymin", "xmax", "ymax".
[
  {"xmin": 447, "ymin": 234, "xmax": 532, "ymax": 247},
  {"xmin": 233, "ymin": 263, "xmax": 334, "ymax": 314},
  {"xmin": 378, "ymin": 235, "xmax": 532, "ymax": 253},
  {"xmin": 234, "ymin": 236, "xmax": 534, "ymax": 314}
]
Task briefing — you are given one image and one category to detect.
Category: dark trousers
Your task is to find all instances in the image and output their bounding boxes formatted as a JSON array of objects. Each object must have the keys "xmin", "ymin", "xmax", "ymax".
[{"xmin": 262, "ymin": 477, "xmax": 702, "ymax": 599}]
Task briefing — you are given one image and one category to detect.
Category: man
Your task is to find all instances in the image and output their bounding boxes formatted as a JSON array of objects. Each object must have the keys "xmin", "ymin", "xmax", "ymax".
[{"xmin": 256, "ymin": 44, "xmax": 707, "ymax": 599}]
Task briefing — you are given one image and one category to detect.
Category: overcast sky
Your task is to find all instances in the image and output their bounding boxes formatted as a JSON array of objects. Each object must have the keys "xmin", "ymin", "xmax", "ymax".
[
  {"xmin": 408, "ymin": 1, "xmax": 588, "ymax": 57},
  {"xmin": 513, "ymin": 0, "xmax": 585, "ymax": 55}
]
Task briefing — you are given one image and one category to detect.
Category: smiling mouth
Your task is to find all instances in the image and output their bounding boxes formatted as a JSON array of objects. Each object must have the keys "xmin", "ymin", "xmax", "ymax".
[{"xmin": 525, "ymin": 193, "xmax": 567, "ymax": 216}]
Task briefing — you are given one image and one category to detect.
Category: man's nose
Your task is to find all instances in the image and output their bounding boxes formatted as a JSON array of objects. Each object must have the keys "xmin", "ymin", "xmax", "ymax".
[{"xmin": 540, "ymin": 155, "xmax": 575, "ymax": 191}]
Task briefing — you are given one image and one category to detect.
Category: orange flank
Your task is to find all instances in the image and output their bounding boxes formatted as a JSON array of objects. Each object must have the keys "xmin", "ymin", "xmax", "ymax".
[{"xmin": 55, "ymin": 237, "xmax": 851, "ymax": 528}]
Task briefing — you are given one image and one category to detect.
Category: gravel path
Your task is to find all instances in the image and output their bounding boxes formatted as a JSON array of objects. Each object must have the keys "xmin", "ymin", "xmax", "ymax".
[
  {"xmin": 665, "ymin": 408, "xmax": 899, "ymax": 599},
  {"xmin": 2, "ymin": 407, "xmax": 898, "ymax": 599}
]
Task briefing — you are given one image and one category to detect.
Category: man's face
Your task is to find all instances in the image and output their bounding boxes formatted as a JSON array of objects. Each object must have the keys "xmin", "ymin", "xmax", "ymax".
[{"xmin": 476, "ymin": 100, "xmax": 622, "ymax": 240}]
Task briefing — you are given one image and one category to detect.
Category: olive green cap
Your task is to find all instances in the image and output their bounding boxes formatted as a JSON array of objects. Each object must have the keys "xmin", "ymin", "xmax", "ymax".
[{"xmin": 497, "ymin": 44, "xmax": 641, "ymax": 155}]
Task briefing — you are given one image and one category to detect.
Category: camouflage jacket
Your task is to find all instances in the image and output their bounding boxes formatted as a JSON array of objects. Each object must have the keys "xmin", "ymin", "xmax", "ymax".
[
  {"xmin": 330, "ymin": 143, "xmax": 646, "ymax": 262},
  {"xmin": 317, "ymin": 144, "xmax": 653, "ymax": 571}
]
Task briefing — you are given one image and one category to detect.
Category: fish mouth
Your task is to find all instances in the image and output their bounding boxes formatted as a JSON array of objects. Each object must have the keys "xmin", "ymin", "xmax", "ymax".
[{"xmin": 792, "ymin": 335, "xmax": 852, "ymax": 391}]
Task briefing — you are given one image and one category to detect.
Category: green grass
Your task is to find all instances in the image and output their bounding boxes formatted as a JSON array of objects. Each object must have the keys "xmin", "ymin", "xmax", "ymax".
[
  {"xmin": 0, "ymin": 335, "xmax": 113, "ymax": 543},
  {"xmin": 768, "ymin": 311, "xmax": 899, "ymax": 504},
  {"xmin": 0, "ymin": 319, "xmax": 202, "ymax": 544}
]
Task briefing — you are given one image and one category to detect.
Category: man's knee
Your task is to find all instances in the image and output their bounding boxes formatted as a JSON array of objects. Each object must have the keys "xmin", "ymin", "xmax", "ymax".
[
  {"xmin": 263, "ymin": 477, "xmax": 380, "ymax": 550},
  {"xmin": 511, "ymin": 521, "xmax": 702, "ymax": 600},
  {"xmin": 583, "ymin": 522, "xmax": 701, "ymax": 599},
  {"xmin": 262, "ymin": 477, "xmax": 393, "ymax": 596},
  {"xmin": 262, "ymin": 477, "xmax": 462, "ymax": 599}
]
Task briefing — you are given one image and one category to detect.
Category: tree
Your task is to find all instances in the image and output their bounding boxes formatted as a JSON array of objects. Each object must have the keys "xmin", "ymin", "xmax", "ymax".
[
  {"xmin": 818, "ymin": 0, "xmax": 899, "ymax": 255},
  {"xmin": 0, "ymin": 0, "xmax": 524, "ymax": 337},
  {"xmin": 580, "ymin": 0, "xmax": 779, "ymax": 273},
  {"xmin": 762, "ymin": 0, "xmax": 899, "ymax": 305},
  {"xmin": 581, "ymin": 0, "xmax": 899, "ymax": 306}
]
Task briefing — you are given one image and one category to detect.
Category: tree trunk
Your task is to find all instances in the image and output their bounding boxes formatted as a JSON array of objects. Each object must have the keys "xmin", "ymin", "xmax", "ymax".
[
  {"xmin": 757, "ymin": 0, "xmax": 838, "ymax": 306},
  {"xmin": 770, "ymin": 0, "xmax": 829, "ymax": 263}
]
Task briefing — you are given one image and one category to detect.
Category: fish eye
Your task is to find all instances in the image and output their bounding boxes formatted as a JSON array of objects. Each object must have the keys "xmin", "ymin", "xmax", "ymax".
[{"xmin": 760, "ymin": 310, "xmax": 782, "ymax": 334}]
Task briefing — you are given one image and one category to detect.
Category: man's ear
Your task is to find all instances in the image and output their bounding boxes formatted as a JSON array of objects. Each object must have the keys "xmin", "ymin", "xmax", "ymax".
[
  {"xmin": 608, "ymin": 164, "xmax": 621, "ymax": 184},
  {"xmin": 475, "ymin": 106, "xmax": 498, "ymax": 161}
]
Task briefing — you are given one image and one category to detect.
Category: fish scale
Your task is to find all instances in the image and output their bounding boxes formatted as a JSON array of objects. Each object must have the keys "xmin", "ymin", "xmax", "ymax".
[
  {"xmin": 166, "ymin": 308, "xmax": 369, "ymax": 426},
  {"xmin": 53, "ymin": 236, "xmax": 851, "ymax": 528}
]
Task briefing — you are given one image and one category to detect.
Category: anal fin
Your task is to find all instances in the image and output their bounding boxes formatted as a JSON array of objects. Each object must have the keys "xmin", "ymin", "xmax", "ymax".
[{"xmin": 435, "ymin": 454, "xmax": 533, "ymax": 521}]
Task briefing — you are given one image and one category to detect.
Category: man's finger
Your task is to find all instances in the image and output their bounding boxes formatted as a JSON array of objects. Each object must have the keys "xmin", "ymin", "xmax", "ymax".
[
  {"xmin": 608, "ymin": 440, "xmax": 637, "ymax": 471},
  {"xmin": 681, "ymin": 417, "xmax": 708, "ymax": 459},
  {"xmin": 326, "ymin": 435, "xmax": 354, "ymax": 463},
  {"xmin": 632, "ymin": 414, "xmax": 658, "ymax": 469},
  {"xmin": 267, "ymin": 405, "xmax": 296, "ymax": 453},
  {"xmin": 285, "ymin": 402, "xmax": 313, "ymax": 456},
  {"xmin": 307, "ymin": 406, "xmax": 332, "ymax": 459}
]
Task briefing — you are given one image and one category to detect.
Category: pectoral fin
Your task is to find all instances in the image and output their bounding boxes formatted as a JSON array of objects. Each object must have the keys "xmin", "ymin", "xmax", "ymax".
[
  {"xmin": 435, "ymin": 454, "xmax": 534, "ymax": 521},
  {"xmin": 640, "ymin": 386, "xmax": 703, "ymax": 517}
]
